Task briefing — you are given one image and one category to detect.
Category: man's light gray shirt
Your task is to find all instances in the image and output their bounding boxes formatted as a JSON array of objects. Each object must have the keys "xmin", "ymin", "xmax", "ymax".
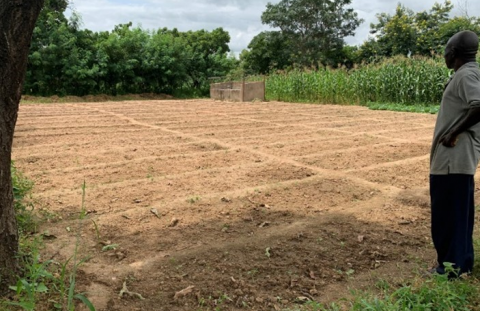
[{"xmin": 430, "ymin": 62, "xmax": 480, "ymax": 175}]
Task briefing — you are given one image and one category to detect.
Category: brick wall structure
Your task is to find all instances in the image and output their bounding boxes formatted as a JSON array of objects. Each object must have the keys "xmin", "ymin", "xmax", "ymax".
[{"xmin": 210, "ymin": 80, "xmax": 265, "ymax": 102}]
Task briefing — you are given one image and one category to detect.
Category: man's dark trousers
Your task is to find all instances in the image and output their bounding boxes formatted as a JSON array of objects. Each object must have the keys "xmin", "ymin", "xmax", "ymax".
[{"xmin": 430, "ymin": 174, "xmax": 475, "ymax": 275}]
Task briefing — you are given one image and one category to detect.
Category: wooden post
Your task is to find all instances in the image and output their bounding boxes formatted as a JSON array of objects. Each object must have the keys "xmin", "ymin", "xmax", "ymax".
[
  {"xmin": 241, "ymin": 76, "xmax": 245, "ymax": 102},
  {"xmin": 263, "ymin": 75, "xmax": 266, "ymax": 101}
]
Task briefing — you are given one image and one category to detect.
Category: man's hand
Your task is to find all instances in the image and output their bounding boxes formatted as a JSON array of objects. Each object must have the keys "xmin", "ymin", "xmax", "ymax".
[
  {"xmin": 440, "ymin": 131, "xmax": 458, "ymax": 147},
  {"xmin": 441, "ymin": 106, "xmax": 480, "ymax": 148}
]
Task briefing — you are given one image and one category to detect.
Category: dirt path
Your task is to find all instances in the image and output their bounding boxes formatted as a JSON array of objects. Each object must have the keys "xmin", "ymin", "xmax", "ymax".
[{"xmin": 13, "ymin": 99, "xmax": 452, "ymax": 310}]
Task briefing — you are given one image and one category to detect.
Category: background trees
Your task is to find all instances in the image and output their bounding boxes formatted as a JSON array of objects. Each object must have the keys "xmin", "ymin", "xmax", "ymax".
[
  {"xmin": 240, "ymin": 31, "xmax": 292, "ymax": 75},
  {"xmin": 178, "ymin": 28, "xmax": 237, "ymax": 95},
  {"xmin": 25, "ymin": 5, "xmax": 237, "ymax": 97},
  {"xmin": 26, "ymin": 0, "xmax": 99, "ymax": 96},
  {"xmin": 261, "ymin": 0, "xmax": 363, "ymax": 67},
  {"xmin": 241, "ymin": 0, "xmax": 362, "ymax": 70},
  {"xmin": 239, "ymin": 0, "xmax": 480, "ymax": 73},
  {"xmin": 357, "ymin": 0, "xmax": 480, "ymax": 62},
  {"xmin": 22, "ymin": 0, "xmax": 480, "ymax": 94}
]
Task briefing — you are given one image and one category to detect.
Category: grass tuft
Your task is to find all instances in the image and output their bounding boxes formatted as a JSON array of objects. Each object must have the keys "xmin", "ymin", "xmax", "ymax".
[
  {"xmin": 366, "ymin": 102, "xmax": 439, "ymax": 114},
  {"xmin": 1, "ymin": 166, "xmax": 96, "ymax": 310},
  {"xmin": 283, "ymin": 264, "xmax": 480, "ymax": 311}
]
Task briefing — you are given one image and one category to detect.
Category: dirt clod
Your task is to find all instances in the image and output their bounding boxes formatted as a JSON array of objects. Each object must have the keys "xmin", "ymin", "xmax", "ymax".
[
  {"xmin": 174, "ymin": 285, "xmax": 195, "ymax": 300},
  {"xmin": 169, "ymin": 218, "xmax": 180, "ymax": 227}
]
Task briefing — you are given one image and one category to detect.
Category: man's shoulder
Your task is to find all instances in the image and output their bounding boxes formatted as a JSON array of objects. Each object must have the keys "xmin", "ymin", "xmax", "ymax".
[
  {"xmin": 454, "ymin": 63, "xmax": 480, "ymax": 82},
  {"xmin": 457, "ymin": 62, "xmax": 480, "ymax": 75}
]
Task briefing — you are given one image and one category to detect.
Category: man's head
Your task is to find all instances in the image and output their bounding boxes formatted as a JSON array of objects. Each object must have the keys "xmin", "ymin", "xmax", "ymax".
[{"xmin": 444, "ymin": 30, "xmax": 479, "ymax": 69}]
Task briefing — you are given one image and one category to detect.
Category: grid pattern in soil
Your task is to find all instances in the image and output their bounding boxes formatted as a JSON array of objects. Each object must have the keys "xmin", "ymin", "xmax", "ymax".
[{"xmin": 13, "ymin": 100, "xmax": 440, "ymax": 311}]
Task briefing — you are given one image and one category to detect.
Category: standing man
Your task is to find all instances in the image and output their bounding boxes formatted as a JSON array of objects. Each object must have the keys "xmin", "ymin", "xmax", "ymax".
[{"xmin": 430, "ymin": 30, "xmax": 480, "ymax": 276}]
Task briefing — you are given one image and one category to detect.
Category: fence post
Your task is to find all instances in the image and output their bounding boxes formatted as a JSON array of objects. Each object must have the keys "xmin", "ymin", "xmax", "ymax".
[
  {"xmin": 263, "ymin": 75, "xmax": 266, "ymax": 101},
  {"xmin": 241, "ymin": 76, "xmax": 245, "ymax": 102}
]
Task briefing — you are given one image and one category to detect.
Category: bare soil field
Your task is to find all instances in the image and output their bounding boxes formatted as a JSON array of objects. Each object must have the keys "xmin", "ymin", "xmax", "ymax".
[{"xmin": 12, "ymin": 99, "xmax": 464, "ymax": 310}]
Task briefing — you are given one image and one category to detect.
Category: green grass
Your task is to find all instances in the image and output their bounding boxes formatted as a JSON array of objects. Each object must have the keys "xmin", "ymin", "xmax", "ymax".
[
  {"xmin": 284, "ymin": 272, "xmax": 479, "ymax": 311},
  {"xmin": 282, "ymin": 244, "xmax": 480, "ymax": 311},
  {"xmin": 366, "ymin": 102, "xmax": 439, "ymax": 114},
  {"xmin": 11, "ymin": 162, "xmax": 36, "ymax": 235},
  {"xmin": 1, "ymin": 165, "xmax": 95, "ymax": 311}
]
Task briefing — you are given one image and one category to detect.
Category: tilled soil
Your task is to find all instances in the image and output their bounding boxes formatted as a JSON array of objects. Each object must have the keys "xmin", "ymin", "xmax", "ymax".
[{"xmin": 12, "ymin": 99, "xmax": 460, "ymax": 310}]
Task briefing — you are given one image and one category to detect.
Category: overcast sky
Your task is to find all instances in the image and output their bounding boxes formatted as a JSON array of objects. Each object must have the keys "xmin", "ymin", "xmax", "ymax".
[{"xmin": 66, "ymin": 0, "xmax": 480, "ymax": 55}]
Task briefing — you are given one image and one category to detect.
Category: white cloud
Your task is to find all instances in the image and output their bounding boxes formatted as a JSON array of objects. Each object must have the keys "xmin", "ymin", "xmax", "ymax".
[{"xmin": 67, "ymin": 0, "xmax": 480, "ymax": 54}]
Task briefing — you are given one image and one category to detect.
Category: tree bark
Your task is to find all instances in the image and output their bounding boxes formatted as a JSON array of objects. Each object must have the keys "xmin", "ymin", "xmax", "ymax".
[{"xmin": 0, "ymin": 0, "xmax": 43, "ymax": 294}]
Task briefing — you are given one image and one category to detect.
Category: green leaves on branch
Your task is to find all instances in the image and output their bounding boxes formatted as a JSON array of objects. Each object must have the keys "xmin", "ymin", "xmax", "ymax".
[
  {"xmin": 359, "ymin": 0, "xmax": 480, "ymax": 61},
  {"xmin": 25, "ymin": 10, "xmax": 238, "ymax": 97},
  {"xmin": 240, "ymin": 31, "xmax": 292, "ymax": 75},
  {"xmin": 241, "ymin": 0, "xmax": 363, "ymax": 72}
]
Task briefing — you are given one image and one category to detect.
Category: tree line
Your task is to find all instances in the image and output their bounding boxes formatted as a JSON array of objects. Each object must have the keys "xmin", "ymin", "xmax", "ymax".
[
  {"xmin": 25, "ymin": 0, "xmax": 480, "ymax": 98},
  {"xmin": 25, "ymin": 0, "xmax": 238, "ymax": 97},
  {"xmin": 240, "ymin": 0, "xmax": 480, "ymax": 74}
]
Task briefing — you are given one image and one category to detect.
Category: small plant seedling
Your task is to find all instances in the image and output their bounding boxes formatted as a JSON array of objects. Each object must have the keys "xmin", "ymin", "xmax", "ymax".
[
  {"xmin": 187, "ymin": 196, "xmax": 201, "ymax": 204},
  {"xmin": 102, "ymin": 244, "xmax": 119, "ymax": 252},
  {"xmin": 92, "ymin": 220, "xmax": 100, "ymax": 241},
  {"xmin": 247, "ymin": 269, "xmax": 259, "ymax": 278}
]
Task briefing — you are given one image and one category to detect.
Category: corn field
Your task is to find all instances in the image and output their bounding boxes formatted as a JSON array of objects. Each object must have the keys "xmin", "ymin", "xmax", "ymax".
[{"xmin": 266, "ymin": 56, "xmax": 451, "ymax": 106}]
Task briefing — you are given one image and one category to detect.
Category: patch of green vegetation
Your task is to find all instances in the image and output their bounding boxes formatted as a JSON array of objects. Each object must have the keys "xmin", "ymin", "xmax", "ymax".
[
  {"xmin": 197, "ymin": 293, "xmax": 234, "ymax": 311},
  {"xmin": 172, "ymin": 88, "xmax": 209, "ymax": 99},
  {"xmin": 1, "ymin": 168, "xmax": 96, "ymax": 310},
  {"xmin": 283, "ymin": 265, "xmax": 480, "ymax": 311},
  {"xmin": 11, "ymin": 162, "xmax": 36, "ymax": 235},
  {"xmin": 187, "ymin": 195, "xmax": 201, "ymax": 204},
  {"xmin": 266, "ymin": 57, "xmax": 449, "ymax": 107},
  {"xmin": 366, "ymin": 102, "xmax": 440, "ymax": 114}
]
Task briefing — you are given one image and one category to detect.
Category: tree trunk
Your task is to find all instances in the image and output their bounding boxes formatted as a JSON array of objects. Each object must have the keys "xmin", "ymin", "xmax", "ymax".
[{"xmin": 0, "ymin": 0, "xmax": 44, "ymax": 294}]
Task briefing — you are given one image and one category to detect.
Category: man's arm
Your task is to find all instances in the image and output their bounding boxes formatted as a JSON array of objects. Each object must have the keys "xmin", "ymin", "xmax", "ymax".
[{"xmin": 440, "ymin": 106, "xmax": 480, "ymax": 147}]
